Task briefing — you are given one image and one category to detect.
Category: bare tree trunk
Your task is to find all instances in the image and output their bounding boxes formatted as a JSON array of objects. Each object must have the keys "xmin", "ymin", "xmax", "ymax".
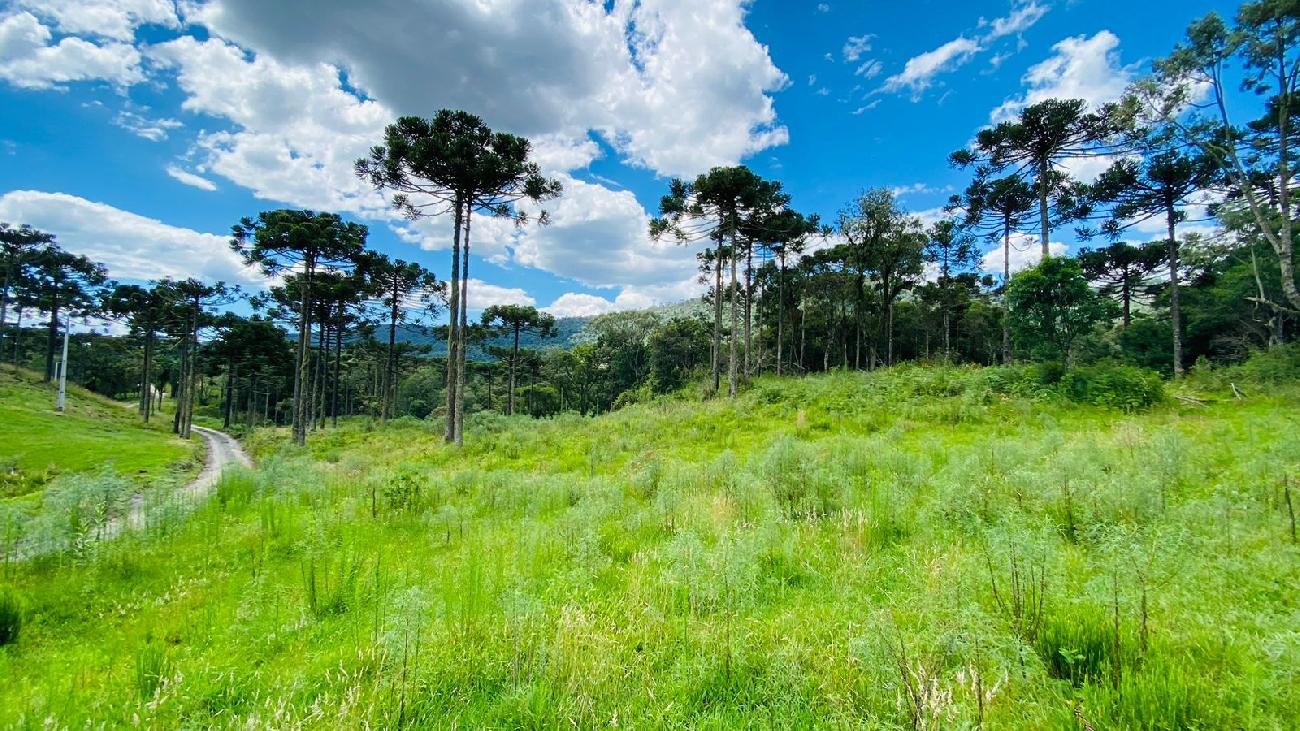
[
  {"xmin": 293, "ymin": 260, "xmax": 314, "ymax": 446},
  {"xmin": 712, "ymin": 246, "xmax": 723, "ymax": 394},
  {"xmin": 43, "ymin": 292, "xmax": 58, "ymax": 383},
  {"xmin": 508, "ymin": 325, "xmax": 519, "ymax": 416},
  {"xmin": 331, "ymin": 314, "xmax": 342, "ymax": 428},
  {"xmin": 776, "ymin": 254, "xmax": 785, "ymax": 376},
  {"xmin": 1166, "ymin": 204, "xmax": 1183, "ymax": 377},
  {"xmin": 455, "ymin": 208, "xmax": 471, "ymax": 445},
  {"xmin": 744, "ymin": 242, "xmax": 753, "ymax": 376},
  {"xmin": 1002, "ymin": 220, "xmax": 1011, "ymax": 365},
  {"xmin": 445, "ymin": 198, "xmax": 463, "ymax": 443},
  {"xmin": 1038, "ymin": 160, "xmax": 1050, "ymax": 258},
  {"xmin": 385, "ymin": 279, "xmax": 398, "ymax": 422},
  {"xmin": 728, "ymin": 235, "xmax": 739, "ymax": 397}
]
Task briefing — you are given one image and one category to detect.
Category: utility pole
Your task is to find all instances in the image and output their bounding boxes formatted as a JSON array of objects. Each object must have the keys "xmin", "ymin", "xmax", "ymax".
[{"xmin": 55, "ymin": 314, "xmax": 70, "ymax": 412}]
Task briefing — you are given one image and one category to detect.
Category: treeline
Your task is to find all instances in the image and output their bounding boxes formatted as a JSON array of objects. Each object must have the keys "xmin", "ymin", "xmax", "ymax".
[{"xmin": 1, "ymin": 0, "xmax": 1296, "ymax": 439}]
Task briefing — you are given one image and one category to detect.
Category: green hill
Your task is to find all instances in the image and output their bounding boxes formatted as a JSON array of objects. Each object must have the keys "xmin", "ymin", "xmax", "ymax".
[
  {"xmin": 0, "ymin": 365, "xmax": 202, "ymax": 499},
  {"xmin": 2, "ymin": 364, "xmax": 1298, "ymax": 727}
]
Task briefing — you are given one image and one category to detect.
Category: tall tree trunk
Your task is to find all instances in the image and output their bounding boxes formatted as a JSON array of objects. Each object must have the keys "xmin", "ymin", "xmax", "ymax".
[
  {"xmin": 508, "ymin": 324, "xmax": 519, "ymax": 416},
  {"xmin": 1002, "ymin": 220, "xmax": 1012, "ymax": 365},
  {"xmin": 712, "ymin": 245, "xmax": 723, "ymax": 394},
  {"xmin": 1038, "ymin": 160, "xmax": 1051, "ymax": 258},
  {"xmin": 1121, "ymin": 276, "xmax": 1132, "ymax": 328},
  {"xmin": 1166, "ymin": 202, "xmax": 1183, "ymax": 377},
  {"xmin": 44, "ymin": 292, "xmax": 58, "ymax": 383},
  {"xmin": 744, "ymin": 243, "xmax": 753, "ymax": 376},
  {"xmin": 776, "ymin": 254, "xmax": 785, "ymax": 376},
  {"xmin": 142, "ymin": 330, "xmax": 154, "ymax": 422},
  {"xmin": 293, "ymin": 258, "xmax": 314, "ymax": 447},
  {"xmin": 445, "ymin": 197, "xmax": 463, "ymax": 443},
  {"xmin": 12, "ymin": 306, "xmax": 22, "ymax": 365},
  {"xmin": 455, "ymin": 207, "xmax": 471, "ymax": 445},
  {"xmin": 331, "ymin": 313, "xmax": 343, "ymax": 428},
  {"xmin": 315, "ymin": 318, "xmax": 328, "ymax": 430},
  {"xmin": 223, "ymin": 356, "xmax": 235, "ymax": 429},
  {"xmin": 728, "ymin": 235, "xmax": 739, "ymax": 397},
  {"xmin": 385, "ymin": 281, "xmax": 398, "ymax": 422}
]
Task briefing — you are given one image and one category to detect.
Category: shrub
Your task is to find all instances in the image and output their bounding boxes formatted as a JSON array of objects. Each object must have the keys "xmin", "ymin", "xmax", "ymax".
[
  {"xmin": 0, "ymin": 587, "xmax": 23, "ymax": 646},
  {"xmin": 1060, "ymin": 363, "xmax": 1164, "ymax": 411}
]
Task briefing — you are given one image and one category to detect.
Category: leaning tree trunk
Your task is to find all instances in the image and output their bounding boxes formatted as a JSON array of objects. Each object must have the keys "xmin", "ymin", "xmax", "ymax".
[{"xmin": 1166, "ymin": 202, "xmax": 1183, "ymax": 377}]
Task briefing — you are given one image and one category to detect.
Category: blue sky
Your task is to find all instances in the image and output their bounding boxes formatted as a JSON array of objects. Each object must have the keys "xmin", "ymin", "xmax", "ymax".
[{"xmin": 0, "ymin": 0, "xmax": 1241, "ymax": 320}]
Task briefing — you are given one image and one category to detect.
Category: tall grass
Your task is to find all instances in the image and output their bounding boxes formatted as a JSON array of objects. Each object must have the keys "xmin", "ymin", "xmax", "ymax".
[{"xmin": 0, "ymin": 364, "xmax": 1297, "ymax": 727}]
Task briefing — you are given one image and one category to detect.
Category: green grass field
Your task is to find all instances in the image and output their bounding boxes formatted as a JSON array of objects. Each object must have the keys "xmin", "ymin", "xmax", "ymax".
[
  {"xmin": 0, "ymin": 366, "xmax": 202, "ymax": 500},
  {"xmin": 1, "ymin": 364, "xmax": 1298, "ymax": 728}
]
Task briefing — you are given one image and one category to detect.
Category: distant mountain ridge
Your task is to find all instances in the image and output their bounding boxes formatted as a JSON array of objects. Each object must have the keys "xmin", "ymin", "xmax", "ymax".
[{"xmin": 395, "ymin": 298, "xmax": 710, "ymax": 359}]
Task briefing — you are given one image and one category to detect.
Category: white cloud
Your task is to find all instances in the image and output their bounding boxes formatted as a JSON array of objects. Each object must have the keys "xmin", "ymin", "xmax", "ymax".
[
  {"xmin": 979, "ymin": 233, "xmax": 1067, "ymax": 275},
  {"xmin": 991, "ymin": 30, "xmax": 1134, "ymax": 123},
  {"xmin": 15, "ymin": 0, "xmax": 178, "ymax": 42},
  {"xmin": 165, "ymin": 165, "xmax": 217, "ymax": 191},
  {"xmin": 544, "ymin": 292, "xmax": 626, "ymax": 318},
  {"xmin": 880, "ymin": 36, "xmax": 981, "ymax": 99},
  {"xmin": 511, "ymin": 174, "xmax": 699, "ymax": 289},
  {"xmin": 980, "ymin": 2, "xmax": 1049, "ymax": 41},
  {"xmin": 818, "ymin": 3, "xmax": 830, "ymax": 12},
  {"xmin": 0, "ymin": 11, "xmax": 144, "ymax": 89},
  {"xmin": 112, "ymin": 105, "xmax": 181, "ymax": 141},
  {"xmin": 842, "ymin": 34, "xmax": 873, "ymax": 62},
  {"xmin": 877, "ymin": 2, "xmax": 1050, "ymax": 100},
  {"xmin": 465, "ymin": 279, "xmax": 534, "ymax": 310},
  {"xmin": 0, "ymin": 190, "xmax": 261, "ymax": 285},
  {"xmin": 148, "ymin": 35, "xmax": 392, "ymax": 214},
  {"xmin": 192, "ymin": 0, "xmax": 788, "ymax": 179},
  {"xmin": 854, "ymin": 59, "xmax": 882, "ymax": 78}
]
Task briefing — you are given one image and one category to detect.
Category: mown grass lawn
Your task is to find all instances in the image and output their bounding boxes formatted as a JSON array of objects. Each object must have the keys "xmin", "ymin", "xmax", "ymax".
[
  {"xmin": 0, "ymin": 365, "xmax": 202, "ymax": 498},
  {"xmin": 1, "ymin": 365, "xmax": 1297, "ymax": 728}
]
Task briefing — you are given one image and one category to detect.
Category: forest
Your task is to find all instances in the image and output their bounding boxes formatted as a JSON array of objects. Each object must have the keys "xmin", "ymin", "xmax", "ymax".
[{"xmin": 1, "ymin": 1, "xmax": 1298, "ymax": 728}]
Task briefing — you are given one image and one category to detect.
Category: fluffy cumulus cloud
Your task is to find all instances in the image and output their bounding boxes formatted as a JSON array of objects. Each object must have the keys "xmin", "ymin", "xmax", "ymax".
[
  {"xmin": 465, "ymin": 279, "xmax": 534, "ymax": 311},
  {"xmin": 191, "ymin": 0, "xmax": 787, "ymax": 179},
  {"xmin": 0, "ymin": 10, "xmax": 144, "ymax": 89},
  {"xmin": 0, "ymin": 0, "xmax": 794, "ymax": 310},
  {"xmin": 0, "ymin": 190, "xmax": 261, "ymax": 285},
  {"xmin": 979, "ymin": 233, "xmax": 1067, "ymax": 275},
  {"xmin": 991, "ymin": 30, "xmax": 1134, "ymax": 123}
]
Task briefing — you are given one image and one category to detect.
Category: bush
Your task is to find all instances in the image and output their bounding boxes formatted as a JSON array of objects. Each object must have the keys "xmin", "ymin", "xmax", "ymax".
[
  {"xmin": 0, "ymin": 587, "xmax": 22, "ymax": 646},
  {"xmin": 1060, "ymin": 363, "xmax": 1164, "ymax": 411}
]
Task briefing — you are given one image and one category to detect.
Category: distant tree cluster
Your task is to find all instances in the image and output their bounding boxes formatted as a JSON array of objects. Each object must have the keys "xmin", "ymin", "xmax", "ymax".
[{"xmin": 2, "ymin": 0, "xmax": 1296, "ymax": 437}]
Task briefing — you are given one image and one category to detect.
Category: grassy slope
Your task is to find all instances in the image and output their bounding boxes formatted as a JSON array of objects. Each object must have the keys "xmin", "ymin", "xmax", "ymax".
[
  {"xmin": 0, "ymin": 365, "xmax": 201, "ymax": 497},
  {"xmin": 1, "ymin": 366, "xmax": 1298, "ymax": 728}
]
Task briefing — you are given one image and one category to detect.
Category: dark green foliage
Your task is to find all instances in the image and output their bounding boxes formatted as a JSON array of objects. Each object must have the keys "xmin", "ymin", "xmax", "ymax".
[
  {"xmin": 1008, "ymin": 257, "xmax": 1117, "ymax": 363},
  {"xmin": 1061, "ymin": 363, "xmax": 1166, "ymax": 410},
  {"xmin": 0, "ymin": 586, "xmax": 22, "ymax": 646}
]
